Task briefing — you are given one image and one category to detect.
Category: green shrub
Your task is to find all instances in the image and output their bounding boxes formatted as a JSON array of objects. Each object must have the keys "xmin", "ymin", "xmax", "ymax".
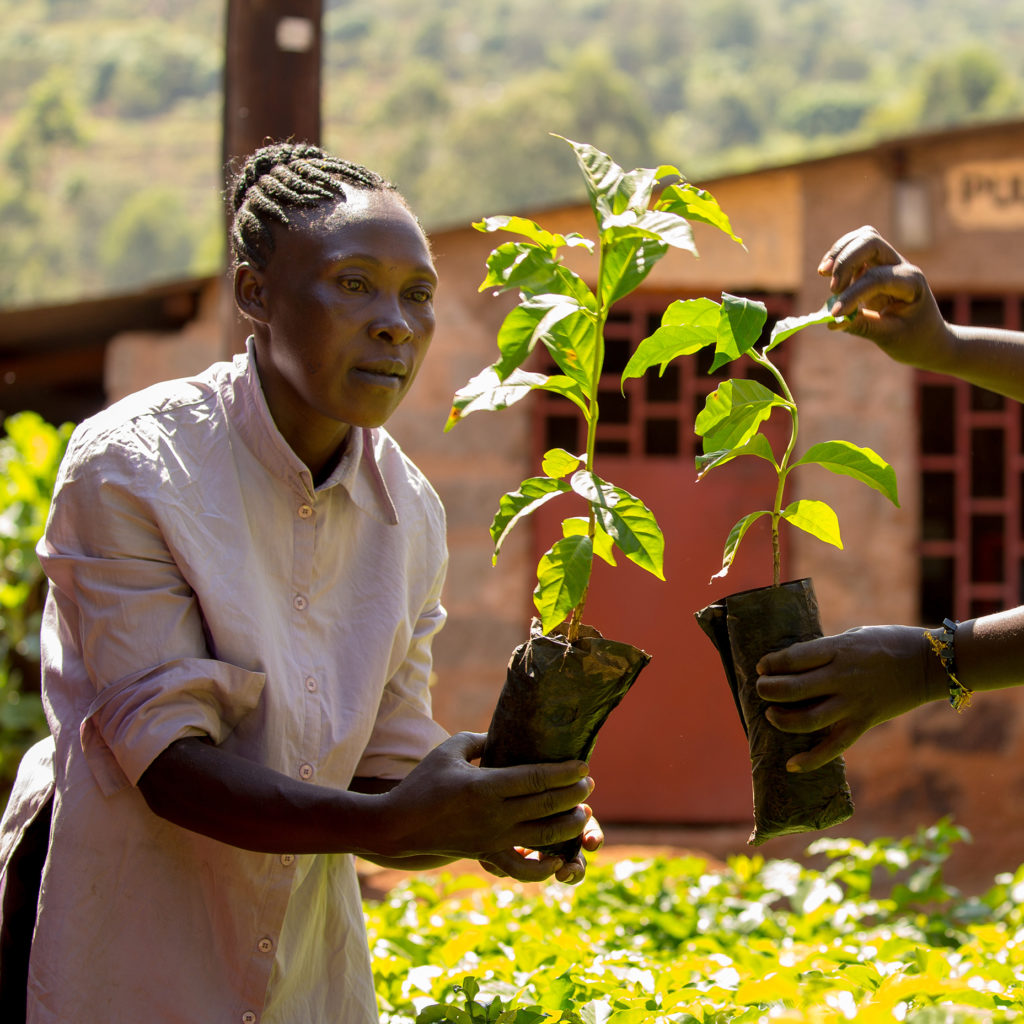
[
  {"xmin": 0, "ymin": 411, "xmax": 72, "ymax": 795},
  {"xmin": 367, "ymin": 819, "xmax": 1024, "ymax": 1023}
]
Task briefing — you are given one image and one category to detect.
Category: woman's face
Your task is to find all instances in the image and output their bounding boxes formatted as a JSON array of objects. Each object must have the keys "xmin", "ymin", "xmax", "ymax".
[{"xmin": 238, "ymin": 190, "xmax": 437, "ymax": 477}]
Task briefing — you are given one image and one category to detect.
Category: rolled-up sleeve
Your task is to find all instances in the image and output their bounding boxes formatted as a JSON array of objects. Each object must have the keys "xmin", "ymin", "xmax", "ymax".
[{"xmin": 39, "ymin": 430, "xmax": 265, "ymax": 794}]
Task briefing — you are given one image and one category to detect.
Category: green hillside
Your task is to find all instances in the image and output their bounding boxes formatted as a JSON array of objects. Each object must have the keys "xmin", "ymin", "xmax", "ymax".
[{"xmin": 1, "ymin": 0, "xmax": 1023, "ymax": 308}]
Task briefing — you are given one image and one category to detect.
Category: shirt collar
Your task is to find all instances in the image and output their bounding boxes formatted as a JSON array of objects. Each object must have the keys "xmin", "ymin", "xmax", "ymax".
[{"xmin": 225, "ymin": 339, "xmax": 399, "ymax": 526}]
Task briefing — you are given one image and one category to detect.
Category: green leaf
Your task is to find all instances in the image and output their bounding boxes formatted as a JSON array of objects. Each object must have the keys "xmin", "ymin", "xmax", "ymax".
[
  {"xmin": 695, "ymin": 433, "xmax": 777, "ymax": 479},
  {"xmin": 445, "ymin": 367, "xmax": 550, "ymax": 430},
  {"xmin": 782, "ymin": 499, "xmax": 843, "ymax": 548},
  {"xmin": 535, "ymin": 375, "xmax": 590, "ymax": 416},
  {"xmin": 580, "ymin": 999, "xmax": 613, "ymax": 1024},
  {"xmin": 711, "ymin": 511, "xmax": 771, "ymax": 580},
  {"xmin": 490, "ymin": 477, "xmax": 572, "ymax": 560},
  {"xmin": 599, "ymin": 232, "xmax": 668, "ymax": 308},
  {"xmin": 570, "ymin": 471, "xmax": 665, "ymax": 579},
  {"xmin": 655, "ymin": 182, "xmax": 744, "ymax": 244},
  {"xmin": 534, "ymin": 535, "xmax": 593, "ymax": 633},
  {"xmin": 473, "ymin": 215, "xmax": 594, "ymax": 254},
  {"xmin": 709, "ymin": 293, "xmax": 768, "ymax": 372},
  {"xmin": 793, "ymin": 441, "xmax": 900, "ymax": 506},
  {"xmin": 764, "ymin": 305, "xmax": 839, "ymax": 353},
  {"xmin": 563, "ymin": 516, "xmax": 617, "ymax": 566},
  {"xmin": 561, "ymin": 136, "xmax": 658, "ymax": 222},
  {"xmin": 493, "ymin": 294, "xmax": 590, "ymax": 380},
  {"xmin": 621, "ymin": 297, "xmax": 720, "ymax": 385},
  {"xmin": 633, "ymin": 208, "xmax": 698, "ymax": 253},
  {"xmin": 542, "ymin": 448, "xmax": 582, "ymax": 478},
  {"xmin": 695, "ymin": 378, "xmax": 788, "ymax": 452},
  {"xmin": 479, "ymin": 242, "xmax": 566, "ymax": 296}
]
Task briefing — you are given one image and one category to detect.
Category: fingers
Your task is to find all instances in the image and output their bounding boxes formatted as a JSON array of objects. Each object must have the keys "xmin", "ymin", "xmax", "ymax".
[
  {"xmin": 782, "ymin": 721, "xmax": 862, "ymax": 774},
  {"xmin": 481, "ymin": 847, "xmax": 565, "ymax": 883},
  {"xmin": 818, "ymin": 225, "xmax": 902, "ymax": 290},
  {"xmin": 555, "ymin": 854, "xmax": 586, "ymax": 885},
  {"xmin": 437, "ymin": 730, "xmax": 488, "ymax": 763},
  {"xmin": 829, "ymin": 263, "xmax": 924, "ymax": 322},
  {"xmin": 764, "ymin": 693, "xmax": 844, "ymax": 733},
  {"xmin": 580, "ymin": 805, "xmax": 604, "ymax": 852},
  {"xmin": 756, "ymin": 637, "xmax": 837, "ymax": 679},
  {"xmin": 486, "ymin": 757, "xmax": 591, "ymax": 800},
  {"xmin": 505, "ymin": 801, "xmax": 591, "ymax": 852}
]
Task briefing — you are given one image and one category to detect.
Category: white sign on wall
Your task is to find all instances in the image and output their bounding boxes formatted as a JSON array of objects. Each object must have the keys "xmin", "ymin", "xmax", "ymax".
[{"xmin": 947, "ymin": 160, "xmax": 1024, "ymax": 229}]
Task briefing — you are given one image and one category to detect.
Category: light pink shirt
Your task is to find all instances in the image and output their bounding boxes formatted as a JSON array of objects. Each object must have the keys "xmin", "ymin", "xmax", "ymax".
[{"xmin": 25, "ymin": 345, "xmax": 450, "ymax": 1023}]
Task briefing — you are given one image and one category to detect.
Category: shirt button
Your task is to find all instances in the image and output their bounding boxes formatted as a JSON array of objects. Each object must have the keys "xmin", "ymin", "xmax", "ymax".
[
  {"xmin": 242, "ymin": 1013, "xmax": 257, "ymax": 1024},
  {"xmin": 298, "ymin": 504, "xmax": 313, "ymax": 519},
  {"xmin": 280, "ymin": 853, "xmax": 295, "ymax": 866},
  {"xmin": 293, "ymin": 594, "xmax": 308, "ymax": 611},
  {"xmin": 299, "ymin": 763, "xmax": 314, "ymax": 780},
  {"xmin": 304, "ymin": 677, "xmax": 318, "ymax": 693},
  {"xmin": 257, "ymin": 936, "xmax": 274, "ymax": 954}
]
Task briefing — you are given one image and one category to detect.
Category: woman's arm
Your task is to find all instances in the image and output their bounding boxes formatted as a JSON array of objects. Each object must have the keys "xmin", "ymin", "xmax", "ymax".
[{"xmin": 138, "ymin": 731, "xmax": 595, "ymax": 882}]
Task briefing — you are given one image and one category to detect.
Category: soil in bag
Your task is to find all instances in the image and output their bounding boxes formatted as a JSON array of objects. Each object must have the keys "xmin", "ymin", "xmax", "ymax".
[
  {"xmin": 695, "ymin": 577, "xmax": 853, "ymax": 845},
  {"xmin": 481, "ymin": 619, "xmax": 651, "ymax": 860}
]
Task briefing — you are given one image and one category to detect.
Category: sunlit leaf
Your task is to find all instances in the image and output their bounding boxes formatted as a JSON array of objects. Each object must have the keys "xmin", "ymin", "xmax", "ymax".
[
  {"xmin": 711, "ymin": 510, "xmax": 770, "ymax": 580},
  {"xmin": 490, "ymin": 477, "xmax": 572, "ymax": 559},
  {"xmin": 782, "ymin": 499, "xmax": 843, "ymax": 548},
  {"xmin": 709, "ymin": 293, "xmax": 768, "ymax": 372},
  {"xmin": 793, "ymin": 440, "xmax": 899, "ymax": 506},
  {"xmin": 473, "ymin": 215, "xmax": 594, "ymax": 253},
  {"xmin": 494, "ymin": 294, "xmax": 593, "ymax": 385},
  {"xmin": 534, "ymin": 535, "xmax": 593, "ymax": 633},
  {"xmin": 562, "ymin": 517, "xmax": 617, "ymax": 566},
  {"xmin": 445, "ymin": 366, "xmax": 550, "ymax": 430},
  {"xmin": 695, "ymin": 433, "xmax": 777, "ymax": 479},
  {"xmin": 560, "ymin": 136, "xmax": 658, "ymax": 222},
  {"xmin": 570, "ymin": 471, "xmax": 665, "ymax": 578},
  {"xmin": 479, "ymin": 242, "xmax": 567, "ymax": 297},
  {"xmin": 621, "ymin": 297, "xmax": 720, "ymax": 384},
  {"xmin": 764, "ymin": 305, "xmax": 840, "ymax": 353},
  {"xmin": 695, "ymin": 378, "xmax": 788, "ymax": 452},
  {"xmin": 542, "ymin": 448, "xmax": 582, "ymax": 478},
  {"xmin": 655, "ymin": 182, "xmax": 744, "ymax": 245},
  {"xmin": 599, "ymin": 232, "xmax": 668, "ymax": 307}
]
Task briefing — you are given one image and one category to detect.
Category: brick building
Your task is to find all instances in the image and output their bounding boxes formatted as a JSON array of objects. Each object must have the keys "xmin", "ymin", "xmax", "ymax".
[{"xmin": 4, "ymin": 118, "xmax": 1024, "ymax": 889}]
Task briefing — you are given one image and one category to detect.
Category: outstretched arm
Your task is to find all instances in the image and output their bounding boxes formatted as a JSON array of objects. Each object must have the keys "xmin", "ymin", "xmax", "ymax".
[
  {"xmin": 755, "ymin": 607, "xmax": 1024, "ymax": 772},
  {"xmin": 821, "ymin": 226, "xmax": 1024, "ymax": 402},
  {"xmin": 139, "ymin": 730, "xmax": 594, "ymax": 883}
]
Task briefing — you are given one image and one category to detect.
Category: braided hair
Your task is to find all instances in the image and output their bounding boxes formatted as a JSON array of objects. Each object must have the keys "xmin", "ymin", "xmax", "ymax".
[{"xmin": 228, "ymin": 141, "xmax": 399, "ymax": 270}]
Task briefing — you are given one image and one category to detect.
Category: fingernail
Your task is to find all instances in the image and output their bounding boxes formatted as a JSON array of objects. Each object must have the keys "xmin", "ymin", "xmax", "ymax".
[{"xmin": 786, "ymin": 761, "xmax": 802, "ymax": 773}]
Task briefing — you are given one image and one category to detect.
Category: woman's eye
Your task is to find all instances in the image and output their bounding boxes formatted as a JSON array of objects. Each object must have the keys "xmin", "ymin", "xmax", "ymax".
[
  {"xmin": 408, "ymin": 287, "xmax": 433, "ymax": 304},
  {"xmin": 339, "ymin": 277, "xmax": 367, "ymax": 293}
]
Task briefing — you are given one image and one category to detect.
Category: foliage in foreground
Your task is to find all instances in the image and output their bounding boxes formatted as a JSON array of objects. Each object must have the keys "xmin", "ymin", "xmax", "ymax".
[
  {"xmin": 0, "ymin": 411, "xmax": 71, "ymax": 793},
  {"xmin": 367, "ymin": 819, "xmax": 1024, "ymax": 1023}
]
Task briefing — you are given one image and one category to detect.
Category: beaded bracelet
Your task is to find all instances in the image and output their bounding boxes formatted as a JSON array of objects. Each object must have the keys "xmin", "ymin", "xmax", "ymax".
[{"xmin": 923, "ymin": 617, "xmax": 973, "ymax": 712}]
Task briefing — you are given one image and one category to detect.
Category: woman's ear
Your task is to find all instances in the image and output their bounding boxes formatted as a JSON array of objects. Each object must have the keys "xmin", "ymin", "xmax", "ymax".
[{"xmin": 234, "ymin": 263, "xmax": 269, "ymax": 324}]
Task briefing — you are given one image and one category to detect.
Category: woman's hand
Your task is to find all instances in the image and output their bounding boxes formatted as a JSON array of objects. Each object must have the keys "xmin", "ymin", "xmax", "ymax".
[
  {"xmin": 376, "ymin": 732, "xmax": 593, "ymax": 870},
  {"xmin": 755, "ymin": 625, "xmax": 943, "ymax": 772},
  {"xmin": 818, "ymin": 225, "xmax": 953, "ymax": 371}
]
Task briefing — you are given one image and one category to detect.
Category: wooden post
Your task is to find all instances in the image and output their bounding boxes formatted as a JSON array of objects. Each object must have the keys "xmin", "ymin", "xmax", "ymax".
[{"xmin": 221, "ymin": 0, "xmax": 323, "ymax": 352}]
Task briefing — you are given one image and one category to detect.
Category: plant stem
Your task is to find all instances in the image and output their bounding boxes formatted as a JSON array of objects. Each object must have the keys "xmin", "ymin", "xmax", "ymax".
[
  {"xmin": 750, "ymin": 350, "xmax": 798, "ymax": 588},
  {"xmin": 568, "ymin": 255, "xmax": 607, "ymax": 643}
]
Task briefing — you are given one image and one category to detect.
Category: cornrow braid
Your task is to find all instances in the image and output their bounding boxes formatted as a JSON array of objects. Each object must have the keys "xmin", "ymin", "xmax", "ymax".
[{"xmin": 228, "ymin": 141, "xmax": 397, "ymax": 269}]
